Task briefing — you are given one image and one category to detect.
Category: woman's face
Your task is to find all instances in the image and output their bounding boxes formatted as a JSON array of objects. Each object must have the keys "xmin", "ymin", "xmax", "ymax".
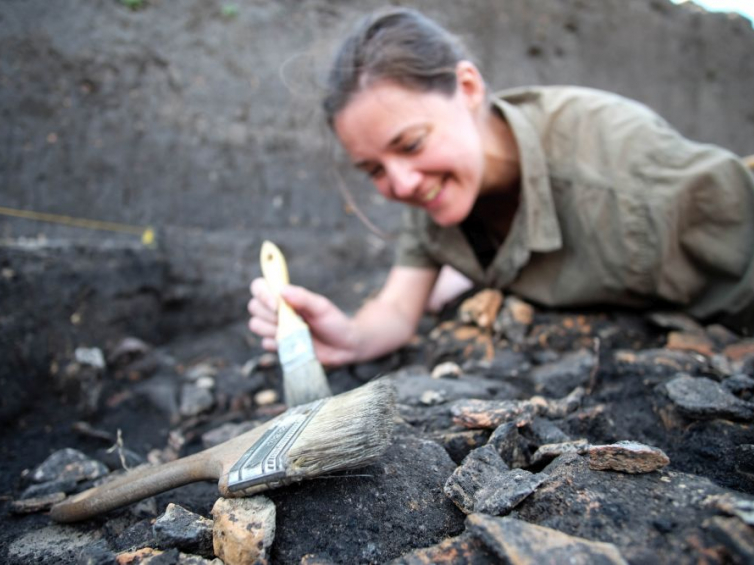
[{"xmin": 333, "ymin": 78, "xmax": 487, "ymax": 227}]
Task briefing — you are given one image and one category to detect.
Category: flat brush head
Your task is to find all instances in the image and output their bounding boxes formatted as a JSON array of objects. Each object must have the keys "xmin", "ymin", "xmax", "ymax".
[
  {"xmin": 224, "ymin": 378, "xmax": 396, "ymax": 495},
  {"xmin": 280, "ymin": 334, "xmax": 332, "ymax": 406}
]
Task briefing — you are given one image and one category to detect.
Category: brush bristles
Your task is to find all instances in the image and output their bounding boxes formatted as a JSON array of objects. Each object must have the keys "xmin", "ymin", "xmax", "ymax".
[
  {"xmin": 283, "ymin": 361, "xmax": 333, "ymax": 407},
  {"xmin": 286, "ymin": 378, "xmax": 396, "ymax": 476}
]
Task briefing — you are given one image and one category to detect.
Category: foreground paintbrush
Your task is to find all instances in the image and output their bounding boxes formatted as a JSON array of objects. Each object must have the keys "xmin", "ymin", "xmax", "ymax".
[
  {"xmin": 260, "ymin": 240, "xmax": 333, "ymax": 406},
  {"xmin": 50, "ymin": 379, "xmax": 395, "ymax": 523}
]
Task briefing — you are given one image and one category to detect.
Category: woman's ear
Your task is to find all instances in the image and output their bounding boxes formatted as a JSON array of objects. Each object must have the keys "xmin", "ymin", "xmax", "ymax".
[{"xmin": 455, "ymin": 60, "xmax": 487, "ymax": 111}]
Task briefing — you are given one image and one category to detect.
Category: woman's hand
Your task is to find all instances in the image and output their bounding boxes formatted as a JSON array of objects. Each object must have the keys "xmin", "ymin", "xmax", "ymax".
[{"xmin": 247, "ymin": 278, "xmax": 359, "ymax": 367}]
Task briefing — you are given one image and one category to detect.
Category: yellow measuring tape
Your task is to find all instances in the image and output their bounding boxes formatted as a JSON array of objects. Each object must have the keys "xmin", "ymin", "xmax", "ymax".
[{"xmin": 0, "ymin": 206, "xmax": 155, "ymax": 246}]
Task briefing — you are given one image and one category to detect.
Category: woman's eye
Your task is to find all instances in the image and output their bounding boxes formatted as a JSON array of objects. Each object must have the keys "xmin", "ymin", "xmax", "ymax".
[
  {"xmin": 403, "ymin": 138, "xmax": 423, "ymax": 153},
  {"xmin": 368, "ymin": 166, "xmax": 384, "ymax": 179}
]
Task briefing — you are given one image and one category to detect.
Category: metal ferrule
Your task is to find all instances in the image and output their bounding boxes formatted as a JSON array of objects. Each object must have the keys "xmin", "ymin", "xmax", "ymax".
[
  {"xmin": 226, "ymin": 399, "xmax": 325, "ymax": 493},
  {"xmin": 278, "ymin": 327, "xmax": 317, "ymax": 375}
]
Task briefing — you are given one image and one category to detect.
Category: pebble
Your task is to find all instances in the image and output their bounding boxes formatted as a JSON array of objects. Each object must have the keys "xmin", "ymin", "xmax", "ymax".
[
  {"xmin": 459, "ymin": 289, "xmax": 503, "ymax": 330},
  {"xmin": 452, "ymin": 398, "xmax": 545, "ymax": 429},
  {"xmin": 75, "ymin": 347, "xmax": 106, "ymax": 369},
  {"xmin": 431, "ymin": 361, "xmax": 462, "ymax": 379},
  {"xmin": 30, "ymin": 448, "xmax": 109, "ymax": 484},
  {"xmin": 179, "ymin": 383, "xmax": 215, "ymax": 417},
  {"xmin": 254, "ymin": 388, "xmax": 279, "ymax": 406},
  {"xmin": 388, "ymin": 531, "xmax": 497, "ymax": 564},
  {"xmin": 467, "ymin": 514, "xmax": 628, "ymax": 564},
  {"xmin": 10, "ymin": 491, "xmax": 66, "ymax": 514},
  {"xmin": 662, "ymin": 374, "xmax": 754, "ymax": 421},
  {"xmin": 530, "ymin": 439, "xmax": 590, "ymax": 466},
  {"xmin": 494, "ymin": 295, "xmax": 534, "ymax": 344},
  {"xmin": 153, "ymin": 503, "xmax": 214, "ymax": 556},
  {"xmin": 212, "ymin": 496, "xmax": 276, "ymax": 565},
  {"xmin": 588, "ymin": 441, "xmax": 670, "ymax": 473}
]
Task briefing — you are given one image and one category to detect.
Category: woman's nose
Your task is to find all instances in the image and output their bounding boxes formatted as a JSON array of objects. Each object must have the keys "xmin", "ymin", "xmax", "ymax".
[{"xmin": 386, "ymin": 160, "xmax": 421, "ymax": 199}]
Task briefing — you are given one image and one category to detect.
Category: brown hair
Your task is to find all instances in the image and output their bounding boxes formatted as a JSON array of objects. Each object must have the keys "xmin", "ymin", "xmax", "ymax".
[{"xmin": 323, "ymin": 8, "xmax": 468, "ymax": 127}]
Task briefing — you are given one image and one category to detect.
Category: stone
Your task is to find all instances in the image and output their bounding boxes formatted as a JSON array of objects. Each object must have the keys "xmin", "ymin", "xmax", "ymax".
[
  {"xmin": 254, "ymin": 388, "xmax": 278, "ymax": 405},
  {"xmin": 452, "ymin": 398, "xmax": 545, "ymax": 429},
  {"xmin": 179, "ymin": 382, "xmax": 215, "ymax": 417},
  {"xmin": 467, "ymin": 514, "xmax": 628, "ymax": 564},
  {"xmin": 393, "ymin": 372, "xmax": 511, "ymax": 406},
  {"xmin": 524, "ymin": 418, "xmax": 571, "ymax": 445},
  {"xmin": 10, "ymin": 491, "xmax": 66, "ymax": 514},
  {"xmin": 78, "ymin": 539, "xmax": 118, "ymax": 565},
  {"xmin": 459, "ymin": 289, "xmax": 503, "ymax": 330},
  {"xmin": 494, "ymin": 296, "xmax": 535, "ymax": 344},
  {"xmin": 662, "ymin": 374, "xmax": 754, "ymax": 421},
  {"xmin": 723, "ymin": 338, "xmax": 754, "ymax": 362},
  {"xmin": 20, "ymin": 477, "xmax": 78, "ymax": 498},
  {"xmin": 646, "ymin": 311, "xmax": 704, "ymax": 333},
  {"xmin": 437, "ymin": 429, "xmax": 491, "ymax": 464},
  {"xmin": 153, "ymin": 503, "xmax": 214, "ymax": 557},
  {"xmin": 431, "ymin": 361, "xmax": 462, "ymax": 379},
  {"xmin": 588, "ymin": 441, "xmax": 670, "ymax": 473},
  {"xmin": 112, "ymin": 519, "xmax": 157, "ymax": 552},
  {"xmin": 429, "ymin": 320, "xmax": 495, "ymax": 365},
  {"xmin": 707, "ymin": 516, "xmax": 754, "ymax": 564},
  {"xmin": 723, "ymin": 374, "xmax": 754, "ymax": 399},
  {"xmin": 613, "ymin": 348, "xmax": 708, "ymax": 379},
  {"xmin": 201, "ymin": 421, "xmax": 259, "ymax": 449},
  {"xmin": 704, "ymin": 493, "xmax": 754, "ymax": 526},
  {"xmin": 388, "ymin": 531, "xmax": 497, "ymax": 564},
  {"xmin": 184, "ymin": 361, "xmax": 219, "ymax": 381},
  {"xmin": 487, "ymin": 422, "xmax": 528, "ymax": 468},
  {"xmin": 529, "ymin": 349, "xmax": 597, "ymax": 398},
  {"xmin": 444, "ymin": 445, "xmax": 545, "ymax": 515},
  {"xmin": 108, "ymin": 336, "xmax": 152, "ymax": 367},
  {"xmin": 212, "ymin": 496, "xmax": 276, "ymax": 565},
  {"xmin": 30, "ymin": 447, "xmax": 109, "ymax": 484},
  {"xmin": 542, "ymin": 386, "xmax": 585, "ymax": 418},
  {"xmin": 666, "ymin": 331, "xmax": 716, "ymax": 357},
  {"xmin": 735, "ymin": 444, "xmax": 754, "ymax": 474},
  {"xmin": 7, "ymin": 524, "xmax": 103, "ymax": 563},
  {"xmin": 531, "ymin": 440, "xmax": 590, "ymax": 467},
  {"xmin": 75, "ymin": 346, "xmax": 106, "ymax": 369}
]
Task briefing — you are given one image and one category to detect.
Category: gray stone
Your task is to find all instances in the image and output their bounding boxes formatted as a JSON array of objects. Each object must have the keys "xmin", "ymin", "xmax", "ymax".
[
  {"xmin": 467, "ymin": 514, "xmax": 628, "ymax": 564},
  {"xmin": 30, "ymin": 448, "xmax": 109, "ymax": 484},
  {"xmin": 530, "ymin": 350, "xmax": 597, "ymax": 398},
  {"xmin": 10, "ymin": 491, "xmax": 66, "ymax": 514},
  {"xmin": 20, "ymin": 477, "xmax": 78, "ymax": 499},
  {"xmin": 154, "ymin": 503, "xmax": 214, "ymax": 557},
  {"xmin": 525, "ymin": 418, "xmax": 571, "ymax": 445},
  {"xmin": 7, "ymin": 524, "xmax": 103, "ymax": 563},
  {"xmin": 201, "ymin": 420, "xmax": 260, "ymax": 449},
  {"xmin": 723, "ymin": 374, "xmax": 754, "ymax": 399},
  {"xmin": 662, "ymin": 374, "xmax": 754, "ymax": 421},
  {"xmin": 531, "ymin": 440, "xmax": 590, "ymax": 466},
  {"xmin": 393, "ymin": 372, "xmax": 511, "ymax": 406},
  {"xmin": 179, "ymin": 382, "xmax": 215, "ymax": 417},
  {"xmin": 735, "ymin": 444, "xmax": 754, "ymax": 474},
  {"xmin": 707, "ymin": 517, "xmax": 754, "ymax": 565},
  {"xmin": 487, "ymin": 422, "xmax": 528, "ymax": 468},
  {"xmin": 438, "ymin": 429, "xmax": 491, "ymax": 464},
  {"xmin": 494, "ymin": 296, "xmax": 535, "ymax": 345}
]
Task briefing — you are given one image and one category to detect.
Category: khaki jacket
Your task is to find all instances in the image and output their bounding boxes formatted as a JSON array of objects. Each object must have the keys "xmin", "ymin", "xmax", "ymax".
[{"xmin": 396, "ymin": 86, "xmax": 754, "ymax": 333}]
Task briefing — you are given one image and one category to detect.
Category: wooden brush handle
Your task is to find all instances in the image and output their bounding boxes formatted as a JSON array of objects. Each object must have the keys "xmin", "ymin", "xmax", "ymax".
[
  {"xmin": 260, "ymin": 240, "xmax": 308, "ymax": 338},
  {"xmin": 49, "ymin": 451, "xmax": 219, "ymax": 523}
]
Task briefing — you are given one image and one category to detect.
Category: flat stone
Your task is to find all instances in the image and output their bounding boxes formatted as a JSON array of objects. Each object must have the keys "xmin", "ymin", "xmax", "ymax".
[
  {"xmin": 662, "ymin": 374, "xmax": 754, "ymax": 421},
  {"xmin": 524, "ymin": 418, "xmax": 571, "ymax": 445},
  {"xmin": 254, "ymin": 388, "xmax": 278, "ymax": 405},
  {"xmin": 445, "ymin": 445, "xmax": 545, "ymax": 515},
  {"xmin": 529, "ymin": 349, "xmax": 597, "ymax": 398},
  {"xmin": 531, "ymin": 440, "xmax": 590, "ymax": 466},
  {"xmin": 723, "ymin": 338, "xmax": 754, "ymax": 362},
  {"xmin": 723, "ymin": 374, "xmax": 754, "ymax": 399},
  {"xmin": 494, "ymin": 296, "xmax": 534, "ymax": 344},
  {"xmin": 30, "ymin": 447, "xmax": 109, "ymax": 483},
  {"xmin": 431, "ymin": 361, "xmax": 462, "ymax": 379},
  {"xmin": 116, "ymin": 547, "xmax": 219, "ymax": 564},
  {"xmin": 20, "ymin": 477, "xmax": 78, "ymax": 498},
  {"xmin": 7, "ymin": 524, "xmax": 103, "ymax": 563},
  {"xmin": 10, "ymin": 491, "xmax": 66, "ymax": 514},
  {"xmin": 467, "ymin": 514, "xmax": 628, "ymax": 564},
  {"xmin": 459, "ymin": 289, "xmax": 503, "ymax": 330},
  {"xmin": 452, "ymin": 398, "xmax": 545, "ymax": 429},
  {"xmin": 646, "ymin": 311, "xmax": 705, "ymax": 333},
  {"xmin": 212, "ymin": 495, "xmax": 276, "ymax": 565},
  {"xmin": 154, "ymin": 503, "xmax": 214, "ymax": 557},
  {"xmin": 542, "ymin": 386, "xmax": 585, "ymax": 418},
  {"xmin": 704, "ymin": 493, "xmax": 754, "ymax": 526},
  {"xmin": 666, "ymin": 331, "xmax": 716, "ymax": 357},
  {"xmin": 613, "ymin": 348, "xmax": 708, "ymax": 378},
  {"xmin": 388, "ymin": 531, "xmax": 497, "ymax": 564},
  {"xmin": 588, "ymin": 441, "xmax": 670, "ymax": 473}
]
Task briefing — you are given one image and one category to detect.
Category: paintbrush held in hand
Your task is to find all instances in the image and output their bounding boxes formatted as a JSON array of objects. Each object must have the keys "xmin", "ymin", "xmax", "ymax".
[
  {"xmin": 260, "ymin": 240, "xmax": 332, "ymax": 406},
  {"xmin": 50, "ymin": 378, "xmax": 396, "ymax": 523}
]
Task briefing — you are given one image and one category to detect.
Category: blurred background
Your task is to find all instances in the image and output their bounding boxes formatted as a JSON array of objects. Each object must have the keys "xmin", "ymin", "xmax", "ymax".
[{"xmin": 1, "ymin": 0, "xmax": 753, "ymax": 419}]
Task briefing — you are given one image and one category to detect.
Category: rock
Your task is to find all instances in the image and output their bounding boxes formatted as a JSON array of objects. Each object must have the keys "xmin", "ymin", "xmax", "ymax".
[
  {"xmin": 212, "ymin": 496, "xmax": 276, "ymax": 565},
  {"xmin": 438, "ymin": 429, "xmax": 491, "ymax": 464},
  {"xmin": 542, "ymin": 386, "xmax": 585, "ymax": 418},
  {"xmin": 431, "ymin": 361, "xmax": 462, "ymax": 379},
  {"xmin": 459, "ymin": 289, "xmax": 503, "ymax": 330},
  {"xmin": 7, "ymin": 524, "xmax": 103, "ymax": 563},
  {"xmin": 529, "ymin": 349, "xmax": 596, "ymax": 398},
  {"xmin": 662, "ymin": 374, "xmax": 754, "ymax": 421},
  {"xmin": 467, "ymin": 514, "xmax": 628, "ymax": 564},
  {"xmin": 154, "ymin": 503, "xmax": 214, "ymax": 557},
  {"xmin": 10, "ymin": 491, "xmax": 66, "ymax": 514},
  {"xmin": 613, "ymin": 348, "xmax": 708, "ymax": 379},
  {"xmin": 78, "ymin": 539, "xmax": 118, "ymax": 565},
  {"xmin": 135, "ymin": 373, "xmax": 181, "ymax": 422},
  {"xmin": 723, "ymin": 374, "xmax": 754, "ymax": 400},
  {"xmin": 666, "ymin": 331, "xmax": 716, "ymax": 357},
  {"xmin": 254, "ymin": 388, "xmax": 278, "ymax": 406},
  {"xmin": 704, "ymin": 493, "xmax": 754, "ymax": 526},
  {"xmin": 452, "ymin": 398, "xmax": 545, "ymax": 429},
  {"xmin": 393, "ymin": 372, "xmax": 513, "ymax": 406},
  {"xmin": 30, "ymin": 448, "xmax": 109, "ymax": 484},
  {"xmin": 707, "ymin": 516, "xmax": 754, "ymax": 564},
  {"xmin": 588, "ymin": 441, "xmax": 670, "ymax": 473},
  {"xmin": 179, "ymin": 382, "xmax": 215, "ymax": 418},
  {"xmin": 184, "ymin": 361, "xmax": 219, "ymax": 381},
  {"xmin": 117, "ymin": 548, "xmax": 217, "ymax": 564},
  {"xmin": 494, "ymin": 296, "xmax": 535, "ymax": 344},
  {"xmin": 524, "ymin": 418, "xmax": 571, "ymax": 445},
  {"xmin": 723, "ymin": 338, "xmax": 754, "ymax": 363},
  {"xmin": 96, "ymin": 445, "xmax": 146, "ymax": 471},
  {"xmin": 429, "ymin": 320, "xmax": 495, "ymax": 365},
  {"xmin": 444, "ymin": 445, "xmax": 545, "ymax": 515},
  {"xmin": 646, "ymin": 311, "xmax": 704, "ymax": 333},
  {"xmin": 20, "ymin": 477, "xmax": 78, "ymax": 498},
  {"xmin": 531, "ymin": 440, "xmax": 590, "ymax": 467},
  {"xmin": 487, "ymin": 422, "xmax": 528, "ymax": 468},
  {"xmin": 75, "ymin": 347, "xmax": 106, "ymax": 369},
  {"xmin": 112, "ymin": 519, "xmax": 157, "ymax": 552},
  {"xmin": 108, "ymin": 337, "xmax": 152, "ymax": 367},
  {"xmin": 467, "ymin": 349, "xmax": 531, "ymax": 381},
  {"xmin": 388, "ymin": 531, "xmax": 497, "ymax": 564}
]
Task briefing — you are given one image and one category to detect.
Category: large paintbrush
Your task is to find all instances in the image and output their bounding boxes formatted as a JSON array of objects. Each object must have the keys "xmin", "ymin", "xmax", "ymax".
[
  {"xmin": 260, "ymin": 240, "xmax": 332, "ymax": 406},
  {"xmin": 50, "ymin": 379, "xmax": 395, "ymax": 523}
]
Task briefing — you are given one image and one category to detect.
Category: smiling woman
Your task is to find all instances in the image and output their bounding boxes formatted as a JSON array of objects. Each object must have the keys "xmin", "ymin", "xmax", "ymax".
[{"xmin": 247, "ymin": 7, "xmax": 754, "ymax": 369}]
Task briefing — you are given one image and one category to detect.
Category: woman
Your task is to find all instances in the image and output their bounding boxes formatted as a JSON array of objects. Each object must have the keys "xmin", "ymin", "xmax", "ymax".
[{"xmin": 248, "ymin": 8, "xmax": 754, "ymax": 367}]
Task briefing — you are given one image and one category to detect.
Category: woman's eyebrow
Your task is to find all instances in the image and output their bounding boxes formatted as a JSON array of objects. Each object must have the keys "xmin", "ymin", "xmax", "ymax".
[{"xmin": 352, "ymin": 125, "xmax": 428, "ymax": 168}]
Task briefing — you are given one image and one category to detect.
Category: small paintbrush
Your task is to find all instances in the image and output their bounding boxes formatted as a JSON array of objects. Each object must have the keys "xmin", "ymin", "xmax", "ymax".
[
  {"xmin": 260, "ymin": 240, "xmax": 332, "ymax": 406},
  {"xmin": 50, "ymin": 379, "xmax": 395, "ymax": 523}
]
